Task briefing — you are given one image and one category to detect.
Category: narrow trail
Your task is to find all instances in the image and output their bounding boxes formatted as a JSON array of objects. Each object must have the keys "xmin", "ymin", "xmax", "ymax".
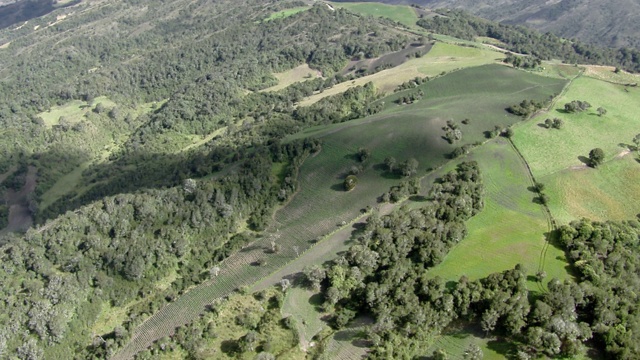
[{"xmin": 506, "ymin": 139, "xmax": 556, "ymax": 294}]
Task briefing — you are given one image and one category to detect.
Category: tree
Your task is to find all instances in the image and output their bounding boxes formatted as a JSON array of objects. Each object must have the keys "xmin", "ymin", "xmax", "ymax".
[
  {"xmin": 503, "ymin": 127, "xmax": 514, "ymax": 138},
  {"xmin": 384, "ymin": 156, "xmax": 396, "ymax": 173},
  {"xmin": 280, "ymin": 279, "xmax": 291, "ymax": 292},
  {"xmin": 552, "ymin": 118, "xmax": 563, "ymax": 129},
  {"xmin": 588, "ymin": 148, "xmax": 605, "ymax": 167},
  {"xmin": 400, "ymin": 158, "xmax": 419, "ymax": 177},
  {"xmin": 344, "ymin": 175, "xmax": 358, "ymax": 191},
  {"xmin": 597, "ymin": 107, "xmax": 607, "ymax": 117},
  {"xmin": 463, "ymin": 344, "xmax": 483, "ymax": 360},
  {"xmin": 210, "ymin": 265, "xmax": 221, "ymax": 277},
  {"xmin": 357, "ymin": 147, "xmax": 371, "ymax": 162}
]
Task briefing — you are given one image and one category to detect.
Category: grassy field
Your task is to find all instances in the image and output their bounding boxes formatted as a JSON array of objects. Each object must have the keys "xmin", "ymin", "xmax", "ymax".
[
  {"xmin": 263, "ymin": 6, "xmax": 310, "ymax": 21},
  {"xmin": 428, "ymin": 322, "xmax": 516, "ymax": 360},
  {"xmin": 582, "ymin": 64, "xmax": 640, "ymax": 84},
  {"xmin": 427, "ymin": 139, "xmax": 570, "ymax": 291},
  {"xmin": 261, "ymin": 64, "xmax": 320, "ymax": 92},
  {"xmin": 542, "ymin": 155, "xmax": 640, "ymax": 224},
  {"xmin": 114, "ymin": 65, "xmax": 567, "ymax": 360},
  {"xmin": 330, "ymin": 1, "xmax": 419, "ymax": 28},
  {"xmin": 38, "ymin": 96, "xmax": 116, "ymax": 128},
  {"xmin": 299, "ymin": 42, "xmax": 505, "ymax": 106},
  {"xmin": 282, "ymin": 287, "xmax": 326, "ymax": 351},
  {"xmin": 513, "ymin": 76, "xmax": 640, "ymax": 179}
]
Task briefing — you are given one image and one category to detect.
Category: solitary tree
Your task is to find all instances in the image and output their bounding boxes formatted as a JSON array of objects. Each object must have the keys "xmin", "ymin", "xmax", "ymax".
[
  {"xmin": 344, "ymin": 175, "xmax": 358, "ymax": 191},
  {"xmin": 357, "ymin": 147, "xmax": 370, "ymax": 162},
  {"xmin": 384, "ymin": 156, "xmax": 396, "ymax": 173},
  {"xmin": 597, "ymin": 107, "xmax": 607, "ymax": 117},
  {"xmin": 588, "ymin": 148, "xmax": 605, "ymax": 167}
]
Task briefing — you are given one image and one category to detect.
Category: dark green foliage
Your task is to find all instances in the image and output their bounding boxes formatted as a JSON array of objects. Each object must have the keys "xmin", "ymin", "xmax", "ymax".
[
  {"xmin": 322, "ymin": 162, "xmax": 484, "ymax": 356},
  {"xmin": 394, "ymin": 76, "xmax": 429, "ymax": 92},
  {"xmin": 543, "ymin": 117, "xmax": 563, "ymax": 129},
  {"xmin": 564, "ymin": 100, "xmax": 592, "ymax": 113},
  {"xmin": 545, "ymin": 219, "xmax": 640, "ymax": 359},
  {"xmin": 504, "ymin": 53, "xmax": 542, "ymax": 69},
  {"xmin": 344, "ymin": 175, "xmax": 358, "ymax": 191},
  {"xmin": 588, "ymin": 148, "xmax": 605, "ymax": 167},
  {"xmin": 443, "ymin": 120, "xmax": 463, "ymax": 144},
  {"xmin": 416, "ymin": 9, "xmax": 640, "ymax": 73},
  {"xmin": 507, "ymin": 99, "xmax": 545, "ymax": 117}
]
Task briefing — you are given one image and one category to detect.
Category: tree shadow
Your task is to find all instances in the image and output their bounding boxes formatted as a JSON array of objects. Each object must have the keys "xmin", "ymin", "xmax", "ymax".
[
  {"xmin": 343, "ymin": 153, "xmax": 359, "ymax": 161},
  {"xmin": 330, "ymin": 183, "xmax": 346, "ymax": 192},
  {"xmin": 408, "ymin": 195, "xmax": 427, "ymax": 202},
  {"xmin": 220, "ymin": 339, "xmax": 239, "ymax": 356},
  {"xmin": 555, "ymin": 108, "xmax": 569, "ymax": 114},
  {"xmin": 618, "ymin": 142, "xmax": 635, "ymax": 151},
  {"xmin": 309, "ymin": 293, "xmax": 324, "ymax": 312},
  {"xmin": 527, "ymin": 186, "xmax": 538, "ymax": 193},
  {"xmin": 577, "ymin": 155, "xmax": 591, "ymax": 166},
  {"xmin": 526, "ymin": 275, "xmax": 539, "ymax": 282},
  {"xmin": 537, "ymin": 123, "xmax": 550, "ymax": 128}
]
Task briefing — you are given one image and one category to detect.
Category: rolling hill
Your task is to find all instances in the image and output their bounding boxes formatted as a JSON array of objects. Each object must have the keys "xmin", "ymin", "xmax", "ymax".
[{"xmin": 332, "ymin": 0, "xmax": 640, "ymax": 50}]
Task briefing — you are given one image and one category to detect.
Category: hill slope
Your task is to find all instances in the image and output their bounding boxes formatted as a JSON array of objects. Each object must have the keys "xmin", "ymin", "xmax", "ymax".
[{"xmin": 333, "ymin": 0, "xmax": 640, "ymax": 50}]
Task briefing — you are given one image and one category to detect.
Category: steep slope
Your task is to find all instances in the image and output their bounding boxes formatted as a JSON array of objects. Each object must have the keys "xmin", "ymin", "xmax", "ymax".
[{"xmin": 333, "ymin": 0, "xmax": 640, "ymax": 49}]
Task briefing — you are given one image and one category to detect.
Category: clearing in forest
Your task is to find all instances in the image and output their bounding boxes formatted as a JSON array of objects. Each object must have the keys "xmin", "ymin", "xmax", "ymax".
[
  {"xmin": 38, "ymin": 96, "xmax": 116, "ymax": 129},
  {"xmin": 299, "ymin": 42, "xmax": 506, "ymax": 106},
  {"xmin": 426, "ymin": 139, "xmax": 569, "ymax": 291},
  {"xmin": 329, "ymin": 1, "xmax": 419, "ymax": 28},
  {"xmin": 262, "ymin": 6, "xmax": 310, "ymax": 21},
  {"xmin": 261, "ymin": 64, "xmax": 320, "ymax": 92}
]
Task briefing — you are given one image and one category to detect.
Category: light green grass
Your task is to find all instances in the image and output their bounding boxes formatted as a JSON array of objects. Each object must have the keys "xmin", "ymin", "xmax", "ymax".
[
  {"xmin": 261, "ymin": 64, "xmax": 319, "ymax": 92},
  {"xmin": 330, "ymin": 2, "xmax": 419, "ymax": 28},
  {"xmin": 263, "ymin": 6, "xmax": 309, "ymax": 21},
  {"xmin": 38, "ymin": 96, "xmax": 116, "ymax": 129},
  {"xmin": 299, "ymin": 42, "xmax": 504, "ymax": 106},
  {"xmin": 429, "ymin": 323, "xmax": 515, "ymax": 360},
  {"xmin": 542, "ymin": 155, "xmax": 640, "ymax": 224},
  {"xmin": 282, "ymin": 287, "xmax": 325, "ymax": 350},
  {"xmin": 427, "ymin": 139, "xmax": 569, "ymax": 291},
  {"xmin": 513, "ymin": 76, "xmax": 640, "ymax": 179}
]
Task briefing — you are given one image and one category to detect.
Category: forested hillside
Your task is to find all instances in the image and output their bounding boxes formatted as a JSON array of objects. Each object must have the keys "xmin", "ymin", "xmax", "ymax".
[
  {"xmin": 1, "ymin": 0, "xmax": 639, "ymax": 359},
  {"xmin": 333, "ymin": 0, "xmax": 640, "ymax": 50}
]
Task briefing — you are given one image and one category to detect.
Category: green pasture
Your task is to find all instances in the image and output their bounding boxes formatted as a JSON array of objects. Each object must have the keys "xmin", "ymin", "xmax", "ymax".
[
  {"xmin": 542, "ymin": 155, "xmax": 640, "ymax": 224},
  {"xmin": 299, "ymin": 42, "xmax": 504, "ymax": 106},
  {"xmin": 428, "ymin": 322, "xmax": 516, "ymax": 360},
  {"xmin": 427, "ymin": 139, "xmax": 569, "ymax": 291},
  {"xmin": 512, "ymin": 76, "xmax": 640, "ymax": 178},
  {"xmin": 38, "ymin": 96, "xmax": 116, "ymax": 129},
  {"xmin": 263, "ymin": 6, "xmax": 310, "ymax": 21},
  {"xmin": 261, "ymin": 64, "xmax": 319, "ymax": 92},
  {"xmin": 330, "ymin": 2, "xmax": 419, "ymax": 28},
  {"xmin": 114, "ymin": 65, "xmax": 567, "ymax": 358}
]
